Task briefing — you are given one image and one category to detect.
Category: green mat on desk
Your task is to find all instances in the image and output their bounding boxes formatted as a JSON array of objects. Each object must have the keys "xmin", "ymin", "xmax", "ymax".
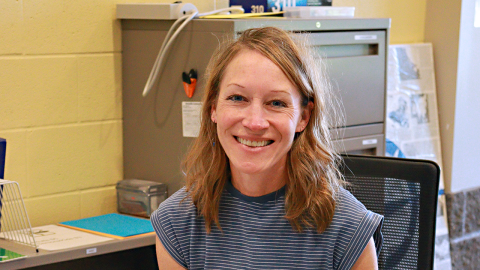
[{"xmin": 0, "ymin": 247, "xmax": 26, "ymax": 263}]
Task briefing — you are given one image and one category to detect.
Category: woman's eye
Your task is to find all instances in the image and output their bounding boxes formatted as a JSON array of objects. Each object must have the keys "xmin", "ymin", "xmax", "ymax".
[
  {"xmin": 271, "ymin": 100, "xmax": 287, "ymax": 107},
  {"xmin": 227, "ymin": 95, "xmax": 245, "ymax": 102}
]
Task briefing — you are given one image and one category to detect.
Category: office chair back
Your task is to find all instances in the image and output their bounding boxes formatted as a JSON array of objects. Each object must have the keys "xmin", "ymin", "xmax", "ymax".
[{"xmin": 341, "ymin": 154, "xmax": 440, "ymax": 270}]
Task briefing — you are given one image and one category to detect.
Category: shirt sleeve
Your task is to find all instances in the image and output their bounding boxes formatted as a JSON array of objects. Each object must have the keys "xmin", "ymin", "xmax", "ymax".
[
  {"xmin": 150, "ymin": 191, "xmax": 189, "ymax": 269},
  {"xmin": 335, "ymin": 189, "xmax": 384, "ymax": 270}
]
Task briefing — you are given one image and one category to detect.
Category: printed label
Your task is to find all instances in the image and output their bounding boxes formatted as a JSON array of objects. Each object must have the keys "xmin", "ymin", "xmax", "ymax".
[
  {"xmin": 362, "ymin": 139, "xmax": 378, "ymax": 145},
  {"xmin": 86, "ymin": 248, "xmax": 97, "ymax": 254},
  {"xmin": 354, "ymin": 35, "xmax": 377, "ymax": 41}
]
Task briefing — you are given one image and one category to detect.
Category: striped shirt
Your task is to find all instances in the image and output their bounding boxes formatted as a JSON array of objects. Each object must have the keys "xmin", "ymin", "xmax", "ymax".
[{"xmin": 151, "ymin": 181, "xmax": 383, "ymax": 270}]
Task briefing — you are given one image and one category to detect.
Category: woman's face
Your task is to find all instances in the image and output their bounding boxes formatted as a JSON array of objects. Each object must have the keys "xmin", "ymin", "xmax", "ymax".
[{"xmin": 211, "ymin": 49, "xmax": 310, "ymax": 177}]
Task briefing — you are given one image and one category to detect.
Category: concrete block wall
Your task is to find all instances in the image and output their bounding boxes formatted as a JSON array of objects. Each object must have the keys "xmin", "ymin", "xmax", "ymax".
[
  {"xmin": 0, "ymin": 0, "xmax": 427, "ymax": 228},
  {"xmin": 0, "ymin": 0, "xmax": 126, "ymax": 226},
  {"xmin": 334, "ymin": 0, "xmax": 427, "ymax": 44},
  {"xmin": 0, "ymin": 0, "xmax": 228, "ymax": 227}
]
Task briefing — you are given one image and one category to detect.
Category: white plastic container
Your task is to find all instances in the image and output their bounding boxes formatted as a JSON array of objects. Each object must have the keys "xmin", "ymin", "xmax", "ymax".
[{"xmin": 284, "ymin": 6, "xmax": 355, "ymax": 18}]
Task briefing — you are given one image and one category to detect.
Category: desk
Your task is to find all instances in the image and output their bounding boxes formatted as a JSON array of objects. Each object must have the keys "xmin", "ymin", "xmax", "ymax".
[{"xmin": 0, "ymin": 234, "xmax": 158, "ymax": 270}]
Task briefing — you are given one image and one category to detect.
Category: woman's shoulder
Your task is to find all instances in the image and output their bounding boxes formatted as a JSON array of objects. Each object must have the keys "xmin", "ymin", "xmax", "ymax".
[
  {"xmin": 151, "ymin": 187, "xmax": 196, "ymax": 221},
  {"xmin": 330, "ymin": 187, "xmax": 384, "ymax": 269},
  {"xmin": 150, "ymin": 187, "xmax": 198, "ymax": 269},
  {"xmin": 333, "ymin": 187, "xmax": 383, "ymax": 228},
  {"xmin": 336, "ymin": 187, "xmax": 367, "ymax": 213}
]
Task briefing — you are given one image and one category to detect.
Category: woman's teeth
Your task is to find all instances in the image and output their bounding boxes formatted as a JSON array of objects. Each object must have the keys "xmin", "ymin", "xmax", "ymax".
[{"xmin": 236, "ymin": 137, "xmax": 272, "ymax": 147}]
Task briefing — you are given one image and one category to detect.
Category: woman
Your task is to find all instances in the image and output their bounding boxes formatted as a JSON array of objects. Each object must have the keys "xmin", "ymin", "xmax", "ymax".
[{"xmin": 151, "ymin": 27, "xmax": 383, "ymax": 270}]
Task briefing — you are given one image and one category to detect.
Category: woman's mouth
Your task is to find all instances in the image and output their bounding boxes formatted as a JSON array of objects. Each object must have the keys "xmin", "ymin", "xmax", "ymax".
[{"xmin": 235, "ymin": 137, "xmax": 273, "ymax": 147}]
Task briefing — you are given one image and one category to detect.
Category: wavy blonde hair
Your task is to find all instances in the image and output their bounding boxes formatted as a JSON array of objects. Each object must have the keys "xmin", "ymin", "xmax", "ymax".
[{"xmin": 182, "ymin": 27, "xmax": 344, "ymax": 233}]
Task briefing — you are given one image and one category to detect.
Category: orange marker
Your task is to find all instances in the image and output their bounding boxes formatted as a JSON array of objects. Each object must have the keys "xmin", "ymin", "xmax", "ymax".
[
  {"xmin": 183, "ymin": 78, "xmax": 197, "ymax": 98},
  {"xmin": 182, "ymin": 69, "xmax": 197, "ymax": 98}
]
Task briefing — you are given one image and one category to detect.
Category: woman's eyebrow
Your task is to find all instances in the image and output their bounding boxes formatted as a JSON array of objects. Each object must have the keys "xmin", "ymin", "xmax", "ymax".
[
  {"xmin": 270, "ymin": 90, "xmax": 291, "ymax": 94},
  {"xmin": 225, "ymin": 83, "xmax": 245, "ymax": 88}
]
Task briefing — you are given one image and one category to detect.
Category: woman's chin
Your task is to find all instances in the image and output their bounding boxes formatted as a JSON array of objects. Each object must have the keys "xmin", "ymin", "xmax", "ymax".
[
  {"xmin": 234, "ymin": 165, "xmax": 263, "ymax": 175},
  {"xmin": 230, "ymin": 160, "xmax": 284, "ymax": 177}
]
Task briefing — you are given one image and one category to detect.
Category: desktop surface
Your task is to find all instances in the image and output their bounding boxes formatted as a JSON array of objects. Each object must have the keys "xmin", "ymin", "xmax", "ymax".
[{"xmin": 0, "ymin": 234, "xmax": 157, "ymax": 270}]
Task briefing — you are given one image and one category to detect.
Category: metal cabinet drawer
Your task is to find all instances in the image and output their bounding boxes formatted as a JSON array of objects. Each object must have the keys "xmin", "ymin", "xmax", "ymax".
[
  {"xmin": 309, "ymin": 31, "xmax": 386, "ymax": 128},
  {"xmin": 334, "ymin": 133, "xmax": 385, "ymax": 156}
]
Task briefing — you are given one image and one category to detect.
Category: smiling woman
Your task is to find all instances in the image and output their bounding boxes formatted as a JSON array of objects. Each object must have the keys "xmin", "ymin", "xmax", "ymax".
[
  {"xmin": 150, "ymin": 27, "xmax": 383, "ymax": 270},
  {"xmin": 211, "ymin": 49, "xmax": 310, "ymax": 196}
]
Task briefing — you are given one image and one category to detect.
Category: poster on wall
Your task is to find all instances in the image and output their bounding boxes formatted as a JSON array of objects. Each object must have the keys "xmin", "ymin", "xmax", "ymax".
[{"xmin": 386, "ymin": 43, "xmax": 452, "ymax": 270}]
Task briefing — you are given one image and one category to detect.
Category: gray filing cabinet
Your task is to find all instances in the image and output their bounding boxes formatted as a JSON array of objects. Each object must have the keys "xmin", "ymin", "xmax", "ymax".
[{"xmin": 119, "ymin": 17, "xmax": 390, "ymax": 193}]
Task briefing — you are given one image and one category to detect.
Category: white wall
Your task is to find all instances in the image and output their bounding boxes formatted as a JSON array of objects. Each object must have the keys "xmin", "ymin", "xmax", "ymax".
[
  {"xmin": 451, "ymin": 0, "xmax": 480, "ymax": 192},
  {"xmin": 425, "ymin": 0, "xmax": 480, "ymax": 193}
]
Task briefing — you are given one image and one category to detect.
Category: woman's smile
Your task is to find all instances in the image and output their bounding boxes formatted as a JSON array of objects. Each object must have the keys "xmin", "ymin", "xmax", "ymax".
[{"xmin": 235, "ymin": 136, "xmax": 274, "ymax": 147}]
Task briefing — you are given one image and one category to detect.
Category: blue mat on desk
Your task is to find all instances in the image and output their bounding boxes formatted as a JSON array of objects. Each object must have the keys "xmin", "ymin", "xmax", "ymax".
[{"xmin": 60, "ymin": 213, "xmax": 154, "ymax": 238}]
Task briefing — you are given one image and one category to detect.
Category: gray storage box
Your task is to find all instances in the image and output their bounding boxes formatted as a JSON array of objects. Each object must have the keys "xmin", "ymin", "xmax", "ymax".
[{"xmin": 116, "ymin": 179, "xmax": 167, "ymax": 217}]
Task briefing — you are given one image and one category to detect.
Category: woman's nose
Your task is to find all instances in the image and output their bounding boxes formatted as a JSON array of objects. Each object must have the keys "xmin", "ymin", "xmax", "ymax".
[{"xmin": 242, "ymin": 103, "xmax": 269, "ymax": 131}]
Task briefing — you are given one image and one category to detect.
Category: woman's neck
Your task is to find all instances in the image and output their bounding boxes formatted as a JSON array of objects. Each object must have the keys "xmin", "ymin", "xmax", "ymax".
[{"xmin": 230, "ymin": 164, "xmax": 288, "ymax": 197}]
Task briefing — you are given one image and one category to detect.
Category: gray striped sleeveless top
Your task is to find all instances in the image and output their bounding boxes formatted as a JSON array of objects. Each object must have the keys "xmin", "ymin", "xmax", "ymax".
[{"xmin": 151, "ymin": 181, "xmax": 383, "ymax": 269}]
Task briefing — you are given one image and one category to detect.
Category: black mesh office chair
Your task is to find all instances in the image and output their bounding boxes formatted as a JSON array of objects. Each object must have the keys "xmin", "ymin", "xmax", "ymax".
[{"xmin": 340, "ymin": 154, "xmax": 440, "ymax": 270}]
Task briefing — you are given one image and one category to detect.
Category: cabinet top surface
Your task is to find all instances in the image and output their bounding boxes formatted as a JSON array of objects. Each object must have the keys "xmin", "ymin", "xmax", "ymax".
[{"xmin": 121, "ymin": 17, "xmax": 391, "ymax": 32}]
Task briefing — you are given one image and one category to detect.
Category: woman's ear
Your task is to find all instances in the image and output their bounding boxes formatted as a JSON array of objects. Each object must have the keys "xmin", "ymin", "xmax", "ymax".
[
  {"xmin": 296, "ymin": 101, "xmax": 314, "ymax": 132},
  {"xmin": 211, "ymin": 104, "xmax": 217, "ymax": 123}
]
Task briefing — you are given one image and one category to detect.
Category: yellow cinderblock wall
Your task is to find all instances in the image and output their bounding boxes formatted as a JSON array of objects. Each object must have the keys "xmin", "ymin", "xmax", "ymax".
[
  {"xmin": 0, "ymin": 0, "xmax": 425, "ymax": 227},
  {"xmin": 334, "ymin": 0, "xmax": 427, "ymax": 44}
]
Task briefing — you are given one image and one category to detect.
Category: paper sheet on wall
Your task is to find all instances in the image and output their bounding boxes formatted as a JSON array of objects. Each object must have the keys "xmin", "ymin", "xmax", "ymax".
[
  {"xmin": 386, "ymin": 43, "xmax": 452, "ymax": 269},
  {"xmin": 182, "ymin": 102, "xmax": 202, "ymax": 138}
]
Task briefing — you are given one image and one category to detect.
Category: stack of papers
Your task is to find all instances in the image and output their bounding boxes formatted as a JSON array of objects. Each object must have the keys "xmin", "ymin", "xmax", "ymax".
[{"xmin": 31, "ymin": 225, "xmax": 113, "ymax": 251}]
